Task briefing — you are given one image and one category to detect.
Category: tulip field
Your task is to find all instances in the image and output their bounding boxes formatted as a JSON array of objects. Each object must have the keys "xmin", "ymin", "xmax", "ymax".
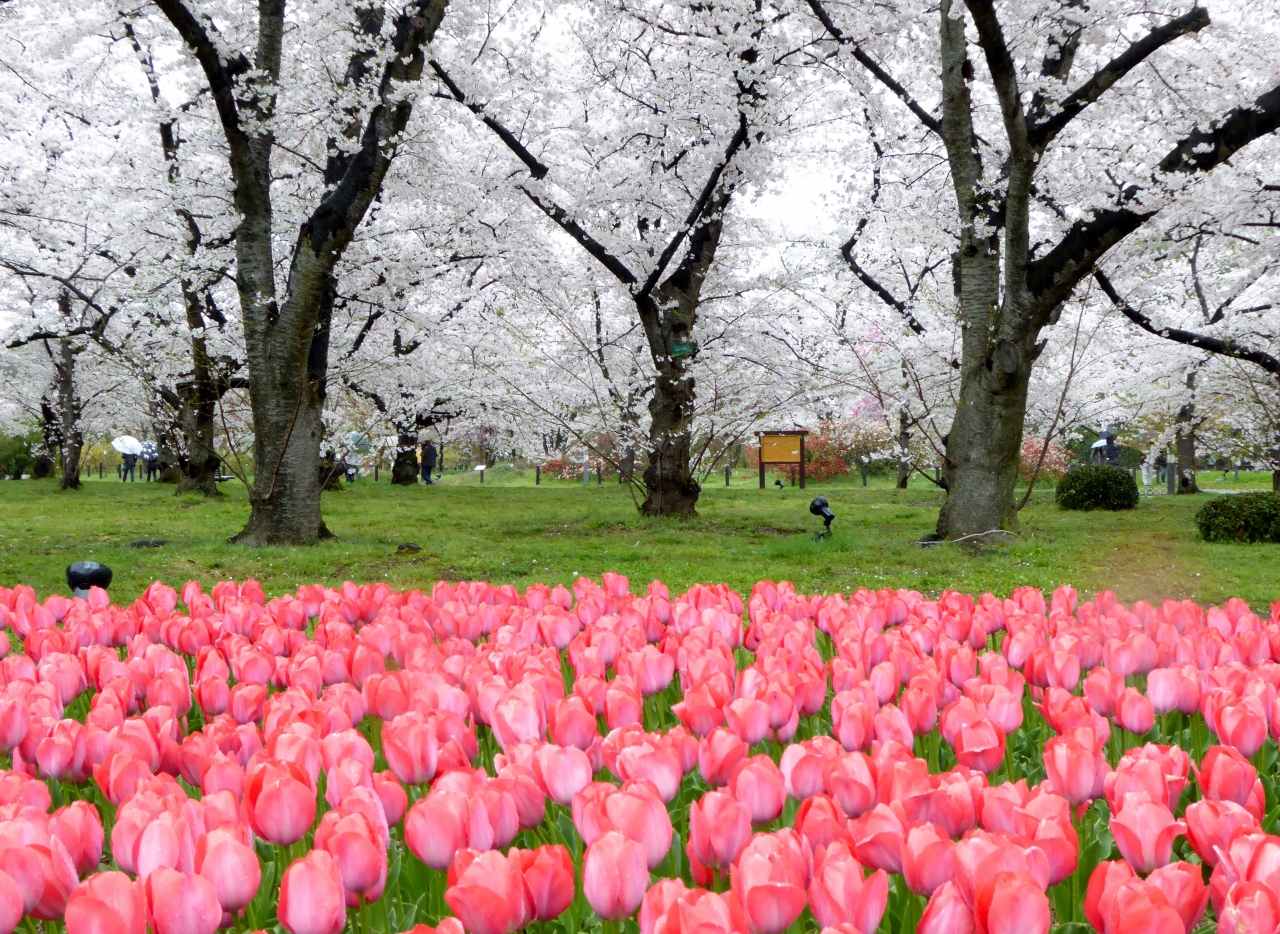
[{"xmin": 0, "ymin": 576, "xmax": 1278, "ymax": 934}]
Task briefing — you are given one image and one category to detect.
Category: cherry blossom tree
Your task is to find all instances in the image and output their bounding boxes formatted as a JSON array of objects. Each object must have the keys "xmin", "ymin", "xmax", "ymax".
[{"xmin": 802, "ymin": 0, "xmax": 1280, "ymax": 538}]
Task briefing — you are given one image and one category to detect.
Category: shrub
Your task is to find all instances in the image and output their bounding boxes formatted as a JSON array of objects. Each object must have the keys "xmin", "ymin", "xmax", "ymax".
[
  {"xmin": 1020, "ymin": 438, "xmax": 1073, "ymax": 482},
  {"xmin": 1055, "ymin": 465, "xmax": 1139, "ymax": 511},
  {"xmin": 0, "ymin": 430, "xmax": 39, "ymax": 479},
  {"xmin": 1195, "ymin": 493, "xmax": 1280, "ymax": 543}
]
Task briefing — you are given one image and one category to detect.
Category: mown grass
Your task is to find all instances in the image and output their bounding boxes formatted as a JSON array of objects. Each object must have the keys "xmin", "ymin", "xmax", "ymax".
[{"xmin": 1, "ymin": 466, "xmax": 1278, "ymax": 610}]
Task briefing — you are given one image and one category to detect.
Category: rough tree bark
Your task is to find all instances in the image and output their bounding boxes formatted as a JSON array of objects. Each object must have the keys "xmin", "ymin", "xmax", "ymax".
[
  {"xmin": 152, "ymin": 0, "xmax": 449, "ymax": 543},
  {"xmin": 32, "ymin": 402, "xmax": 57, "ymax": 479},
  {"xmin": 391, "ymin": 434, "xmax": 420, "ymax": 485},
  {"xmin": 896, "ymin": 409, "xmax": 911, "ymax": 489},
  {"xmin": 48, "ymin": 319, "xmax": 83, "ymax": 490},
  {"xmin": 807, "ymin": 0, "xmax": 1279, "ymax": 538},
  {"xmin": 1173, "ymin": 371, "xmax": 1199, "ymax": 494}
]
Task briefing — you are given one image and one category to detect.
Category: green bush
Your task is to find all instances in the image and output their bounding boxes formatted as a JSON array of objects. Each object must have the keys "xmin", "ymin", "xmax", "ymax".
[
  {"xmin": 1055, "ymin": 465, "xmax": 1139, "ymax": 511},
  {"xmin": 1195, "ymin": 493, "xmax": 1280, "ymax": 543},
  {"xmin": 0, "ymin": 430, "xmax": 40, "ymax": 480}
]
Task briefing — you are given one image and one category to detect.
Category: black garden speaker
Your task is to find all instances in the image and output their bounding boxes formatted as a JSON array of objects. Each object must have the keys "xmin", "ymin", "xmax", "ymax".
[{"xmin": 67, "ymin": 561, "xmax": 112, "ymax": 598}]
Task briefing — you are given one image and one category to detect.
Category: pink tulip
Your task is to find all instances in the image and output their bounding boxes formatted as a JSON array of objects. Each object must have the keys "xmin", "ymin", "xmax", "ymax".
[
  {"xmin": 583, "ymin": 832, "xmax": 648, "ymax": 921},
  {"xmin": 1110, "ymin": 795, "xmax": 1185, "ymax": 874},
  {"xmin": 730, "ymin": 755, "xmax": 787, "ymax": 824},
  {"xmin": 918, "ymin": 881, "xmax": 974, "ymax": 934},
  {"xmin": 973, "ymin": 871, "xmax": 1050, "ymax": 934},
  {"xmin": 195, "ymin": 827, "xmax": 261, "ymax": 913},
  {"xmin": 731, "ymin": 831, "xmax": 809, "ymax": 934},
  {"xmin": 809, "ymin": 841, "xmax": 889, "ymax": 934},
  {"xmin": 65, "ymin": 871, "xmax": 146, "ymax": 934},
  {"xmin": 688, "ymin": 791, "xmax": 753, "ymax": 871},
  {"xmin": 700, "ymin": 728, "xmax": 749, "ymax": 788},
  {"xmin": 50, "ymin": 800, "xmax": 104, "ymax": 877},
  {"xmin": 514, "ymin": 845, "xmax": 575, "ymax": 921},
  {"xmin": 445, "ymin": 850, "xmax": 530, "ymax": 934},
  {"xmin": 903, "ymin": 823, "xmax": 955, "ymax": 897},
  {"xmin": 145, "ymin": 868, "xmax": 221, "ymax": 934},
  {"xmin": 279, "ymin": 850, "xmax": 346, "ymax": 934},
  {"xmin": 382, "ymin": 712, "xmax": 438, "ymax": 785},
  {"xmin": 536, "ymin": 744, "xmax": 593, "ymax": 806}
]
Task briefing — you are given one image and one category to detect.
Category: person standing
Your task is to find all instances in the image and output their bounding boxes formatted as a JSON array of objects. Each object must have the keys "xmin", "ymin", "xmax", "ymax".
[
  {"xmin": 420, "ymin": 440, "xmax": 438, "ymax": 484},
  {"xmin": 121, "ymin": 453, "xmax": 137, "ymax": 482}
]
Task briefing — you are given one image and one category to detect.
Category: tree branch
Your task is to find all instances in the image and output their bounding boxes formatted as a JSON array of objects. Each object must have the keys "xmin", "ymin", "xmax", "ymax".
[
  {"xmin": 1160, "ymin": 82, "xmax": 1280, "ymax": 174},
  {"xmin": 1027, "ymin": 7, "xmax": 1209, "ymax": 150},
  {"xmin": 429, "ymin": 61, "xmax": 639, "ymax": 287},
  {"xmin": 1027, "ymin": 78, "xmax": 1280, "ymax": 314},
  {"xmin": 963, "ymin": 0, "xmax": 1028, "ymax": 159},
  {"xmin": 638, "ymin": 110, "xmax": 750, "ymax": 299},
  {"xmin": 803, "ymin": 0, "xmax": 941, "ymax": 135},
  {"xmin": 1094, "ymin": 267, "xmax": 1280, "ymax": 375},
  {"xmin": 430, "ymin": 60, "xmax": 549, "ymax": 178}
]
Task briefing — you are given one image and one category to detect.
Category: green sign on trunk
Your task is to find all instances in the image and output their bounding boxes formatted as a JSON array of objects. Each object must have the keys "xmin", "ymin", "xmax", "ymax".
[{"xmin": 670, "ymin": 342, "xmax": 696, "ymax": 359}]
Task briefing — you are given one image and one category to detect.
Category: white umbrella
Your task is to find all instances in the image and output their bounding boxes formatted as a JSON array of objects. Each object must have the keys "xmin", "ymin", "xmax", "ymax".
[
  {"xmin": 111, "ymin": 436, "xmax": 144, "ymax": 456},
  {"xmin": 1091, "ymin": 438, "xmax": 1108, "ymax": 449}
]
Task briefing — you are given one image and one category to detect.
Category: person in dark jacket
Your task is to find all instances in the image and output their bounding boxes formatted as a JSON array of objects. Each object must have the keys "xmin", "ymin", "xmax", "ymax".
[
  {"xmin": 121, "ymin": 453, "xmax": 137, "ymax": 482},
  {"xmin": 421, "ymin": 440, "xmax": 438, "ymax": 484}
]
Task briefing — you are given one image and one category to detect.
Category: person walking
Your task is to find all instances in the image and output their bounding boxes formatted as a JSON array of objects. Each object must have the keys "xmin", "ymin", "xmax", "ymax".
[
  {"xmin": 121, "ymin": 453, "xmax": 137, "ymax": 482},
  {"xmin": 420, "ymin": 440, "xmax": 438, "ymax": 484},
  {"xmin": 141, "ymin": 441, "xmax": 159, "ymax": 481}
]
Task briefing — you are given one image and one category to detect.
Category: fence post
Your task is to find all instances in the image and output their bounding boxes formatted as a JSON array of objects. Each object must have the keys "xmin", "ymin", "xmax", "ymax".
[
  {"xmin": 374, "ymin": 465, "xmax": 379, "ymax": 482},
  {"xmin": 725, "ymin": 464, "xmax": 731, "ymax": 486},
  {"xmin": 536, "ymin": 465, "xmax": 541, "ymax": 485},
  {"xmin": 596, "ymin": 466, "xmax": 602, "ymax": 485}
]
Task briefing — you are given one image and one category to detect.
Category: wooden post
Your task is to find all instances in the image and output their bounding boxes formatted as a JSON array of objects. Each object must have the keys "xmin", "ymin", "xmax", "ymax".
[
  {"xmin": 596, "ymin": 466, "xmax": 602, "ymax": 485},
  {"xmin": 799, "ymin": 434, "xmax": 806, "ymax": 489},
  {"xmin": 374, "ymin": 465, "xmax": 379, "ymax": 482},
  {"xmin": 759, "ymin": 441, "xmax": 765, "ymax": 488},
  {"xmin": 536, "ymin": 465, "xmax": 541, "ymax": 485},
  {"xmin": 479, "ymin": 468, "xmax": 484, "ymax": 484},
  {"xmin": 725, "ymin": 464, "xmax": 731, "ymax": 486}
]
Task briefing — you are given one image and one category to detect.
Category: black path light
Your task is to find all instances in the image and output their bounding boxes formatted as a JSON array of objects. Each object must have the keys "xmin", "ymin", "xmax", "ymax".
[
  {"xmin": 67, "ymin": 561, "xmax": 112, "ymax": 598},
  {"xmin": 810, "ymin": 497, "xmax": 835, "ymax": 540}
]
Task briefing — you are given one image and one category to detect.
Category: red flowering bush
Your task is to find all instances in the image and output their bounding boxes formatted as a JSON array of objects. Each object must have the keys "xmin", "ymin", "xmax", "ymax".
[
  {"xmin": 0, "ymin": 573, "xmax": 1272, "ymax": 934},
  {"xmin": 1020, "ymin": 438, "xmax": 1074, "ymax": 481}
]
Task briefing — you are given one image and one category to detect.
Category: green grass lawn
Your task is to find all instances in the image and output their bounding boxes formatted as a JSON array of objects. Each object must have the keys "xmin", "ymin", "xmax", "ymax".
[{"xmin": 2, "ymin": 466, "xmax": 1278, "ymax": 611}]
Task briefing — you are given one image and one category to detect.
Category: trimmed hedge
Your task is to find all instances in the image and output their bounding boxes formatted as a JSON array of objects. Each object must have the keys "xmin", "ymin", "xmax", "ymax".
[
  {"xmin": 1055, "ymin": 465, "xmax": 1139, "ymax": 511},
  {"xmin": 1196, "ymin": 492, "xmax": 1280, "ymax": 543}
]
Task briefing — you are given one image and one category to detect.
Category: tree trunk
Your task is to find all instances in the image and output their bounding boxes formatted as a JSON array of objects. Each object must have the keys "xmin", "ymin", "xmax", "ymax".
[
  {"xmin": 641, "ymin": 367, "xmax": 699, "ymax": 516},
  {"xmin": 1272, "ymin": 469, "xmax": 1279, "ymax": 493},
  {"xmin": 34, "ymin": 399, "xmax": 58, "ymax": 479},
  {"xmin": 896, "ymin": 407, "xmax": 911, "ymax": 489},
  {"xmin": 391, "ymin": 431, "xmax": 420, "ymax": 485},
  {"xmin": 53, "ymin": 333, "xmax": 82, "ymax": 492},
  {"xmin": 1175, "ymin": 370, "xmax": 1198, "ymax": 494},
  {"xmin": 935, "ymin": 350, "xmax": 1031, "ymax": 538}
]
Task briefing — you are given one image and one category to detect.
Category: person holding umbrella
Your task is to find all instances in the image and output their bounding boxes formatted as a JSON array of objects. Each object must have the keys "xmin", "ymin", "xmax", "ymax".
[
  {"xmin": 141, "ymin": 441, "xmax": 160, "ymax": 481},
  {"xmin": 112, "ymin": 436, "xmax": 143, "ymax": 482}
]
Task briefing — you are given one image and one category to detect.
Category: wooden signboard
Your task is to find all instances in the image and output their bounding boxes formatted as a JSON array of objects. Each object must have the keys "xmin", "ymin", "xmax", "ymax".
[{"xmin": 756, "ymin": 430, "xmax": 809, "ymax": 488}]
